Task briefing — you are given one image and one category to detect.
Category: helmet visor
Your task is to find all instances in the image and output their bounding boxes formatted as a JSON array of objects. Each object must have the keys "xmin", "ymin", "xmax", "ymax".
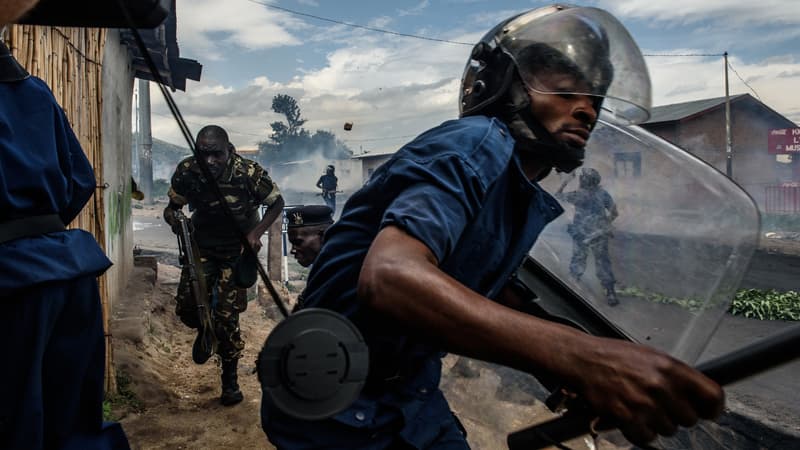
[{"xmin": 500, "ymin": 6, "xmax": 651, "ymax": 124}]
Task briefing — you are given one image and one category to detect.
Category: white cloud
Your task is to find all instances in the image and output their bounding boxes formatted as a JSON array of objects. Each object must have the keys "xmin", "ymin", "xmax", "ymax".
[
  {"xmin": 175, "ymin": 0, "xmax": 305, "ymax": 59},
  {"xmin": 598, "ymin": 0, "xmax": 800, "ymax": 27},
  {"xmin": 397, "ymin": 0, "xmax": 430, "ymax": 17},
  {"xmin": 646, "ymin": 52, "xmax": 800, "ymax": 122}
]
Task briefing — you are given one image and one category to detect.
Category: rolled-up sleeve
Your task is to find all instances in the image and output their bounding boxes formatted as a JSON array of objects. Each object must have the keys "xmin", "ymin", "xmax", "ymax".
[
  {"xmin": 252, "ymin": 164, "xmax": 281, "ymax": 207},
  {"xmin": 380, "ymin": 154, "xmax": 486, "ymax": 264}
]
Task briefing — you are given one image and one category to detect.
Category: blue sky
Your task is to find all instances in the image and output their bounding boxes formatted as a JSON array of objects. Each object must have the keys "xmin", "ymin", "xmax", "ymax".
[{"xmin": 150, "ymin": 0, "xmax": 800, "ymax": 154}]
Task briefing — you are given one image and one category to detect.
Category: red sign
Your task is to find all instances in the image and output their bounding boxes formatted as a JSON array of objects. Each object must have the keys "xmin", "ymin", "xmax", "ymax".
[{"xmin": 768, "ymin": 128, "xmax": 800, "ymax": 154}]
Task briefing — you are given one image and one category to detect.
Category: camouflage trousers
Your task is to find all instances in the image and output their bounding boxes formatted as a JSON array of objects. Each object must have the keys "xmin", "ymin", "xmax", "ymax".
[
  {"xmin": 569, "ymin": 236, "xmax": 616, "ymax": 291},
  {"xmin": 175, "ymin": 254, "xmax": 248, "ymax": 362}
]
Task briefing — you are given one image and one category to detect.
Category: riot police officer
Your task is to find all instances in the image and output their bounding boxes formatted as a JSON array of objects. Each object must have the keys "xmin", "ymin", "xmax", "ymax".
[
  {"xmin": 261, "ymin": 5, "xmax": 723, "ymax": 448},
  {"xmin": 316, "ymin": 164, "xmax": 338, "ymax": 212}
]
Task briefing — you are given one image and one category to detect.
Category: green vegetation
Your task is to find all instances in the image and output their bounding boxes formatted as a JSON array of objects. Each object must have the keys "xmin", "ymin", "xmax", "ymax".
[
  {"xmin": 730, "ymin": 289, "xmax": 800, "ymax": 321},
  {"xmin": 102, "ymin": 370, "xmax": 142, "ymax": 422},
  {"xmin": 618, "ymin": 286, "xmax": 707, "ymax": 311},
  {"xmin": 619, "ymin": 286, "xmax": 800, "ymax": 321}
]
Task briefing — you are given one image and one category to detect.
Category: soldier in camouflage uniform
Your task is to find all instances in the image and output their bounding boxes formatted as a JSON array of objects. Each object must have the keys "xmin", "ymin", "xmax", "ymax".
[{"xmin": 164, "ymin": 125, "xmax": 284, "ymax": 406}]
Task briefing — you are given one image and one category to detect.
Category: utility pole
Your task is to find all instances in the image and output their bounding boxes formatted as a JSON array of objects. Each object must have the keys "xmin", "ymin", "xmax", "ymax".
[
  {"xmin": 133, "ymin": 87, "xmax": 139, "ymax": 182},
  {"xmin": 138, "ymin": 79, "xmax": 154, "ymax": 204},
  {"xmin": 724, "ymin": 51, "xmax": 733, "ymax": 178}
]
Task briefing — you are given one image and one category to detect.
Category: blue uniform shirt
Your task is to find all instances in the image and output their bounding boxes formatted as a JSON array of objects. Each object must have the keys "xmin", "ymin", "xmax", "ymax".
[
  {"xmin": 263, "ymin": 115, "xmax": 563, "ymax": 448},
  {"xmin": 0, "ymin": 75, "xmax": 111, "ymax": 292}
]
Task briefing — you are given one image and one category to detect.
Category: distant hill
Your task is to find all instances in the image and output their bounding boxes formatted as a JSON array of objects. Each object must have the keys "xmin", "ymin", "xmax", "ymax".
[{"xmin": 133, "ymin": 137, "xmax": 192, "ymax": 181}]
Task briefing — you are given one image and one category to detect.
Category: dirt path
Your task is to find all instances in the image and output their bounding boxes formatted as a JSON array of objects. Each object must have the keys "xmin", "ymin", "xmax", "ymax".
[{"xmin": 111, "ymin": 263, "xmax": 281, "ymax": 450}]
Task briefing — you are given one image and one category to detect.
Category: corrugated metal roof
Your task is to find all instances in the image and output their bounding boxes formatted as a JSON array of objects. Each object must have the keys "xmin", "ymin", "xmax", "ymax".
[
  {"xmin": 646, "ymin": 94, "xmax": 747, "ymax": 124},
  {"xmin": 351, "ymin": 150, "xmax": 396, "ymax": 160}
]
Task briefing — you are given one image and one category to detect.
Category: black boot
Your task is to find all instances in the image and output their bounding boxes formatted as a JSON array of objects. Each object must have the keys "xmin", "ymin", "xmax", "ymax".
[
  {"xmin": 606, "ymin": 288, "xmax": 620, "ymax": 307},
  {"xmin": 220, "ymin": 359, "xmax": 244, "ymax": 406}
]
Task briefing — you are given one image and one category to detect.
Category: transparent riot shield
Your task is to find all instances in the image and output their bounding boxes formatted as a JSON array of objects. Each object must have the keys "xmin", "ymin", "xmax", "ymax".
[{"xmin": 440, "ymin": 120, "xmax": 760, "ymax": 449}]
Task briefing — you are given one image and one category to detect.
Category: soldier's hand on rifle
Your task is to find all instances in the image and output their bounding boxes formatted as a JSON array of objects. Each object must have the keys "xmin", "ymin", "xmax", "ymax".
[{"xmin": 246, "ymin": 230, "xmax": 263, "ymax": 253}]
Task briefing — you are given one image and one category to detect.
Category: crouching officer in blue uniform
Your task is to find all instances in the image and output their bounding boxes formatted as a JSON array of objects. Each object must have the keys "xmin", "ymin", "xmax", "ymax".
[
  {"xmin": 261, "ymin": 5, "xmax": 724, "ymax": 449},
  {"xmin": 164, "ymin": 125, "xmax": 284, "ymax": 406},
  {"xmin": 286, "ymin": 205, "xmax": 334, "ymax": 268},
  {"xmin": 0, "ymin": 26, "xmax": 129, "ymax": 450}
]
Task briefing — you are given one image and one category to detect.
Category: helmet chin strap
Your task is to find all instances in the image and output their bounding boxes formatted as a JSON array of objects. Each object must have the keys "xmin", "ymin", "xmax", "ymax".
[{"xmin": 501, "ymin": 81, "xmax": 585, "ymax": 175}]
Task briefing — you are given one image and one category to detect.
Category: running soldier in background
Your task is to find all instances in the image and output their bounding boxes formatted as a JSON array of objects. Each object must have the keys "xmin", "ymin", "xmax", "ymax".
[
  {"xmin": 556, "ymin": 167, "xmax": 620, "ymax": 305},
  {"xmin": 164, "ymin": 125, "xmax": 284, "ymax": 406},
  {"xmin": 316, "ymin": 164, "xmax": 338, "ymax": 212}
]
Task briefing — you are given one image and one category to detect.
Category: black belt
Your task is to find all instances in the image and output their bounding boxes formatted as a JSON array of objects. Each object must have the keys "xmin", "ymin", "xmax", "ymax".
[{"xmin": 0, "ymin": 214, "xmax": 66, "ymax": 245}]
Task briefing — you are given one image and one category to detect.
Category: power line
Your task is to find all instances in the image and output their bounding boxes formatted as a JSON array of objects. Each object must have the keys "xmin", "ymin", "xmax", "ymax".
[
  {"xmin": 643, "ymin": 52, "xmax": 724, "ymax": 57},
  {"xmin": 727, "ymin": 60, "xmax": 762, "ymax": 101},
  {"xmin": 641, "ymin": 52, "xmax": 762, "ymax": 100},
  {"xmin": 244, "ymin": 0, "xmax": 473, "ymax": 46}
]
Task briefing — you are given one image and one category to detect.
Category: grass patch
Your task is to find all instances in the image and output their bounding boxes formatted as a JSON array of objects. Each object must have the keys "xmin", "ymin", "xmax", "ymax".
[
  {"xmin": 619, "ymin": 286, "xmax": 800, "ymax": 321},
  {"xmin": 618, "ymin": 286, "xmax": 707, "ymax": 311},
  {"xmin": 103, "ymin": 370, "xmax": 143, "ymax": 421},
  {"xmin": 730, "ymin": 289, "xmax": 800, "ymax": 321}
]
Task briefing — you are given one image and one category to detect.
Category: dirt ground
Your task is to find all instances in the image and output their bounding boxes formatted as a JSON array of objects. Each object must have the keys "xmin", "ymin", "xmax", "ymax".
[{"xmin": 111, "ymin": 263, "xmax": 279, "ymax": 449}]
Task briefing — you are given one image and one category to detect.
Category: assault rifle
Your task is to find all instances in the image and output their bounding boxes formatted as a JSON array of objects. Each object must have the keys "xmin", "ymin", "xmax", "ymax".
[
  {"xmin": 174, "ymin": 210, "xmax": 217, "ymax": 358},
  {"xmin": 317, "ymin": 189, "xmax": 343, "ymax": 199}
]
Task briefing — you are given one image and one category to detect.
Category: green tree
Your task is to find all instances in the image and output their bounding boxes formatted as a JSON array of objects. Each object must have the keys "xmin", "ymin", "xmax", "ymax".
[
  {"xmin": 258, "ymin": 94, "xmax": 352, "ymax": 165},
  {"xmin": 269, "ymin": 94, "xmax": 306, "ymax": 145}
]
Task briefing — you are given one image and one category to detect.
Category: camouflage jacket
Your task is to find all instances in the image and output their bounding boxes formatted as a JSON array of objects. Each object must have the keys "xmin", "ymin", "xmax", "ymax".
[{"xmin": 168, "ymin": 154, "xmax": 281, "ymax": 252}]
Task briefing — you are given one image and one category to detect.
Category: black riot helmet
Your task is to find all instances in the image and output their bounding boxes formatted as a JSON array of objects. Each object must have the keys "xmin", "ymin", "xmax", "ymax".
[
  {"xmin": 459, "ymin": 4, "xmax": 651, "ymax": 172},
  {"xmin": 325, "ymin": 165, "xmax": 335, "ymax": 175},
  {"xmin": 579, "ymin": 167, "xmax": 601, "ymax": 189}
]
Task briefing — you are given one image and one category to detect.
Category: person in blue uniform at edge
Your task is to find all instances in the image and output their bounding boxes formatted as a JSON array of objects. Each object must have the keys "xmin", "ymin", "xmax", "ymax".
[
  {"xmin": 0, "ymin": 3, "xmax": 130, "ymax": 448},
  {"xmin": 261, "ymin": 5, "xmax": 724, "ymax": 449}
]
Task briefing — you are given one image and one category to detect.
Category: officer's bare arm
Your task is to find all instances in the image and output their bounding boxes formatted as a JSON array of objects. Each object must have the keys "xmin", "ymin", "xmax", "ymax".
[
  {"xmin": 358, "ymin": 225, "xmax": 724, "ymax": 446},
  {"xmin": 245, "ymin": 196, "xmax": 285, "ymax": 250}
]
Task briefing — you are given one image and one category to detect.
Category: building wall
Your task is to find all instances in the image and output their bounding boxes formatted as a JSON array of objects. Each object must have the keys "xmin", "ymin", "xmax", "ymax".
[
  {"xmin": 101, "ymin": 29, "xmax": 135, "ymax": 312},
  {"xmin": 359, "ymin": 154, "xmax": 393, "ymax": 184},
  {"xmin": 642, "ymin": 99, "xmax": 794, "ymax": 211}
]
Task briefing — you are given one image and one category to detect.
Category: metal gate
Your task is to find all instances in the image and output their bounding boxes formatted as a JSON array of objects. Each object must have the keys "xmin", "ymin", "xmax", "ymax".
[{"xmin": 765, "ymin": 184, "xmax": 800, "ymax": 213}]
